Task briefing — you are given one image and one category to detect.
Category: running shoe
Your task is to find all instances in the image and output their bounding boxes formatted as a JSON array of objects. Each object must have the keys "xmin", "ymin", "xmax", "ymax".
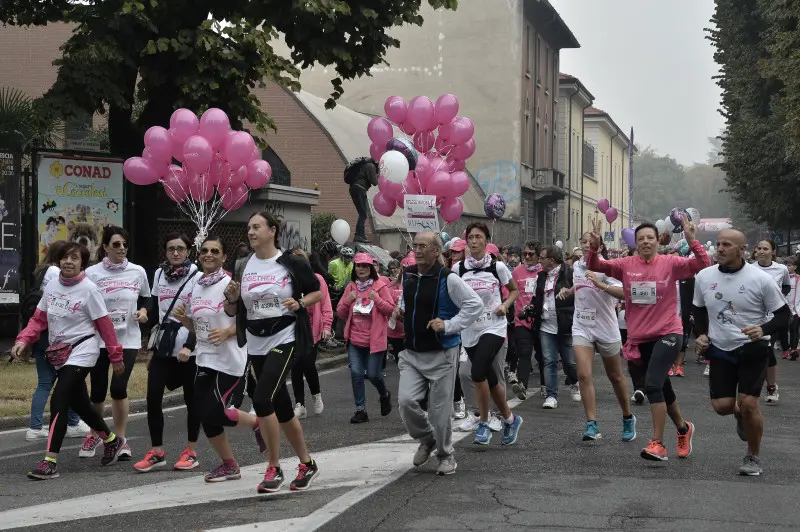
[
  {"xmin": 790, "ymin": 350, "xmax": 799, "ymax": 361},
  {"xmin": 65, "ymin": 420, "xmax": 91, "ymax": 438},
  {"xmin": 582, "ymin": 420, "xmax": 601, "ymax": 441},
  {"xmin": 174, "ymin": 448, "xmax": 199, "ymax": 470},
  {"xmin": 453, "ymin": 399, "xmax": 466, "ymax": 419},
  {"xmin": 676, "ymin": 421, "xmax": 695, "ymax": 458},
  {"xmin": 765, "ymin": 384, "xmax": 779, "ymax": 404},
  {"xmin": 204, "ymin": 462, "xmax": 241, "ymax": 483},
  {"xmin": 703, "ymin": 364, "xmax": 710, "ymax": 377},
  {"xmin": 506, "ymin": 371, "xmax": 519, "ymax": 385},
  {"xmin": 257, "ymin": 466, "xmax": 284, "ymax": 493},
  {"xmin": 739, "ymin": 455, "xmax": 762, "ymax": 476},
  {"xmin": 512, "ymin": 381, "xmax": 528, "ymax": 401},
  {"xmin": 25, "ymin": 428, "xmax": 48, "ymax": 441},
  {"xmin": 674, "ymin": 365, "xmax": 685, "ymax": 377},
  {"xmin": 539, "ymin": 385, "xmax": 547, "ymax": 397},
  {"xmin": 290, "ymin": 460, "xmax": 319, "ymax": 491},
  {"xmin": 79, "ymin": 434, "xmax": 102, "ymax": 458},
  {"xmin": 294, "ymin": 403, "xmax": 307, "ymax": 419},
  {"xmin": 134, "ymin": 449, "xmax": 166, "ymax": 472},
  {"xmin": 542, "ymin": 396, "xmax": 558, "ymax": 409},
  {"xmin": 350, "ymin": 409, "xmax": 369, "ymax": 424},
  {"xmin": 118, "ymin": 442, "xmax": 132, "ymax": 461},
  {"xmin": 622, "ymin": 416, "xmax": 637, "ymax": 442},
  {"xmin": 641, "ymin": 439, "xmax": 668, "ymax": 461},
  {"xmin": 668, "ymin": 365, "xmax": 676, "ymax": 376},
  {"xmin": 27, "ymin": 459, "xmax": 58, "ymax": 480},
  {"xmin": 413, "ymin": 439, "xmax": 436, "ymax": 466},
  {"xmin": 436, "ymin": 455, "xmax": 458, "ymax": 476},
  {"xmin": 312, "ymin": 394, "xmax": 324, "ymax": 415},
  {"xmin": 501, "ymin": 414, "xmax": 523, "ymax": 446},
  {"xmin": 473, "ymin": 421, "xmax": 492, "ymax": 445},
  {"xmin": 782, "ymin": 350, "xmax": 790, "ymax": 360},
  {"xmin": 456, "ymin": 413, "xmax": 479, "ymax": 432},
  {"xmin": 570, "ymin": 384, "xmax": 581, "ymax": 402},
  {"xmin": 488, "ymin": 414, "xmax": 503, "ymax": 432},
  {"xmin": 101, "ymin": 436, "xmax": 126, "ymax": 466},
  {"xmin": 380, "ymin": 391, "xmax": 393, "ymax": 416},
  {"xmin": 632, "ymin": 390, "xmax": 645, "ymax": 404}
]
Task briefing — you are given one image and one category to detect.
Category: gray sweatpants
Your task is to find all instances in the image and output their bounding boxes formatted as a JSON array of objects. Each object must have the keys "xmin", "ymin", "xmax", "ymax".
[{"xmin": 398, "ymin": 346, "xmax": 459, "ymax": 457}]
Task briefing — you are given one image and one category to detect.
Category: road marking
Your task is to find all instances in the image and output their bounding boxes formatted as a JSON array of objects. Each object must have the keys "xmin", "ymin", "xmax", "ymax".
[{"xmin": 0, "ymin": 436, "xmax": 143, "ymax": 461}]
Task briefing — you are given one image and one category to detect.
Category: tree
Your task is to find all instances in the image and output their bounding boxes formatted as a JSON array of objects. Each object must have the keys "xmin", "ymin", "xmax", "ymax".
[
  {"xmin": 632, "ymin": 147, "xmax": 690, "ymax": 222},
  {"xmin": 0, "ymin": 86, "xmax": 61, "ymax": 152}
]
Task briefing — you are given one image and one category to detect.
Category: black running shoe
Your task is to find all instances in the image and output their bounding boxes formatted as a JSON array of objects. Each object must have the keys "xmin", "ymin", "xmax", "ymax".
[{"xmin": 290, "ymin": 460, "xmax": 319, "ymax": 491}]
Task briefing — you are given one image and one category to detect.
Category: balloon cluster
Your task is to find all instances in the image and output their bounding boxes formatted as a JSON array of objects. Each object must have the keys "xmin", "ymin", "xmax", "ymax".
[
  {"xmin": 123, "ymin": 108, "xmax": 272, "ymax": 213},
  {"xmin": 369, "ymin": 94, "xmax": 476, "ymax": 224},
  {"xmin": 596, "ymin": 198, "xmax": 619, "ymax": 224}
]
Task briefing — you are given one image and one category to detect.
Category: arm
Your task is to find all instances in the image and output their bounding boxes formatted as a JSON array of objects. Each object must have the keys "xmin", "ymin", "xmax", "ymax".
[
  {"xmin": 443, "ymin": 274, "xmax": 484, "ymax": 335},
  {"xmin": 146, "ymin": 295, "xmax": 160, "ymax": 329},
  {"xmin": 337, "ymin": 284, "xmax": 356, "ymax": 319},
  {"xmin": 760, "ymin": 305, "xmax": 791, "ymax": 336},
  {"xmin": 15, "ymin": 308, "xmax": 48, "ymax": 347},
  {"xmin": 502, "ymin": 278, "xmax": 519, "ymax": 312},
  {"xmin": 136, "ymin": 296, "xmax": 149, "ymax": 323},
  {"xmin": 586, "ymin": 247, "xmax": 624, "ymax": 279},
  {"xmin": 673, "ymin": 240, "xmax": 711, "ymax": 277},
  {"xmin": 782, "ymin": 284, "xmax": 791, "ymax": 296},
  {"xmin": 183, "ymin": 330, "xmax": 197, "ymax": 352},
  {"xmin": 94, "ymin": 317, "xmax": 123, "ymax": 363},
  {"xmin": 372, "ymin": 285, "xmax": 396, "ymax": 317},
  {"xmin": 318, "ymin": 280, "xmax": 334, "ymax": 331}
]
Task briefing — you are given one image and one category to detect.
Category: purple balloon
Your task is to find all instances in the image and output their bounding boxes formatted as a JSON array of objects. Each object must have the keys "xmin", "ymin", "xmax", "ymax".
[
  {"xmin": 669, "ymin": 207, "xmax": 689, "ymax": 233},
  {"xmin": 621, "ymin": 227, "xmax": 636, "ymax": 248},
  {"xmin": 597, "ymin": 198, "xmax": 610, "ymax": 214},
  {"xmin": 386, "ymin": 137, "xmax": 418, "ymax": 170},
  {"xmin": 484, "ymin": 193, "xmax": 506, "ymax": 220},
  {"xmin": 605, "ymin": 208, "xmax": 618, "ymax": 224}
]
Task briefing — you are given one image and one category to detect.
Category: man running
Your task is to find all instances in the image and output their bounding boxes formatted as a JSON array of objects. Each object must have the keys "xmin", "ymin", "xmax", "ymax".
[{"xmin": 693, "ymin": 229, "xmax": 789, "ymax": 476}]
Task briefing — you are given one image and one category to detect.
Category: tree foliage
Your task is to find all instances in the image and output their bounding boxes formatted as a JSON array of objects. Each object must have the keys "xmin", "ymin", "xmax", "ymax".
[
  {"xmin": 709, "ymin": 0, "xmax": 800, "ymax": 231},
  {"xmin": 0, "ymin": 86, "xmax": 62, "ymax": 151}
]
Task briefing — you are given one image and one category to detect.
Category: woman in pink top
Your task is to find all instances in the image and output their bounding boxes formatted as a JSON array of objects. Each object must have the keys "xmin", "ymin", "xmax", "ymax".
[
  {"xmin": 337, "ymin": 253, "xmax": 395, "ymax": 423},
  {"xmin": 289, "ymin": 249, "xmax": 332, "ymax": 419},
  {"xmin": 510, "ymin": 240, "xmax": 544, "ymax": 400},
  {"xmin": 587, "ymin": 217, "xmax": 710, "ymax": 462},
  {"xmin": 386, "ymin": 260, "xmax": 405, "ymax": 361}
]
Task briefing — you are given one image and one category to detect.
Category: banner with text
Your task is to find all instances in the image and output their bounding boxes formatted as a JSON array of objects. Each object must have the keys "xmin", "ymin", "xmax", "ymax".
[
  {"xmin": 36, "ymin": 154, "xmax": 124, "ymax": 263},
  {"xmin": 404, "ymin": 195, "xmax": 440, "ymax": 233},
  {"xmin": 0, "ymin": 150, "xmax": 21, "ymax": 304}
]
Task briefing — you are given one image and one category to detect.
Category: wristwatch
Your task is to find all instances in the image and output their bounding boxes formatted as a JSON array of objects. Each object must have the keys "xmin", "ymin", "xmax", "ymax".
[{"xmin": 298, "ymin": 299, "xmax": 306, "ymax": 309}]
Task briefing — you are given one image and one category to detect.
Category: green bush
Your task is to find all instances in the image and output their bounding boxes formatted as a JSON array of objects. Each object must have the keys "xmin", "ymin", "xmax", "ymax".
[{"xmin": 311, "ymin": 212, "xmax": 337, "ymax": 251}]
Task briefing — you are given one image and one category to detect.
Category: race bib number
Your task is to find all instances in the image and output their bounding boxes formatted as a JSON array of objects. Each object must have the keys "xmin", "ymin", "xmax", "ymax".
[
  {"xmin": 252, "ymin": 296, "xmax": 282, "ymax": 318},
  {"xmin": 630, "ymin": 282, "xmax": 657, "ymax": 305},
  {"xmin": 354, "ymin": 299, "xmax": 374, "ymax": 315},
  {"xmin": 475, "ymin": 310, "xmax": 493, "ymax": 326},
  {"xmin": 525, "ymin": 278, "xmax": 537, "ymax": 293},
  {"xmin": 109, "ymin": 312, "xmax": 127, "ymax": 330},
  {"xmin": 196, "ymin": 318, "xmax": 211, "ymax": 343},
  {"xmin": 575, "ymin": 308, "xmax": 596, "ymax": 325}
]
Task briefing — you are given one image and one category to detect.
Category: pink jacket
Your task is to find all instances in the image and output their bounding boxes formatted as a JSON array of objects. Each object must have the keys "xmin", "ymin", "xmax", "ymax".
[
  {"xmin": 310, "ymin": 273, "xmax": 334, "ymax": 344},
  {"xmin": 386, "ymin": 280, "xmax": 405, "ymax": 339},
  {"xmin": 587, "ymin": 240, "xmax": 710, "ymax": 345},
  {"xmin": 512, "ymin": 264, "xmax": 542, "ymax": 329},
  {"xmin": 337, "ymin": 276, "xmax": 395, "ymax": 354}
]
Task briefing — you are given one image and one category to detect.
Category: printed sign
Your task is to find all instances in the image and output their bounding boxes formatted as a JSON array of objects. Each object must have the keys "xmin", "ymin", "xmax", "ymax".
[
  {"xmin": 0, "ymin": 150, "xmax": 21, "ymax": 304},
  {"xmin": 36, "ymin": 154, "xmax": 124, "ymax": 263},
  {"xmin": 404, "ymin": 195, "xmax": 440, "ymax": 233},
  {"xmin": 604, "ymin": 231, "xmax": 615, "ymax": 242}
]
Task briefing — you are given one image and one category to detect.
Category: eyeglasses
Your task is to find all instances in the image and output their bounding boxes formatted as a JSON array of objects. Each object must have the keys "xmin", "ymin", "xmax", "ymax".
[
  {"xmin": 522, "ymin": 251, "xmax": 537, "ymax": 257},
  {"xmin": 167, "ymin": 246, "xmax": 187, "ymax": 254},
  {"xmin": 111, "ymin": 241, "xmax": 129, "ymax": 249},
  {"xmin": 199, "ymin": 248, "xmax": 222, "ymax": 256},
  {"xmin": 411, "ymin": 243, "xmax": 429, "ymax": 251}
]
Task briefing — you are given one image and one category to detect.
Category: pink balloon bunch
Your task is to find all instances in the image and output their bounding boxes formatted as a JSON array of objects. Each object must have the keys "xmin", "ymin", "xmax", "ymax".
[
  {"xmin": 123, "ymin": 108, "xmax": 273, "ymax": 212},
  {"xmin": 371, "ymin": 94, "xmax": 475, "ymax": 223}
]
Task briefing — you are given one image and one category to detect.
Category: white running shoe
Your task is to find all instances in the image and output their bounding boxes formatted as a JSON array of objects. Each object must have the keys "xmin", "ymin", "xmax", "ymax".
[
  {"xmin": 294, "ymin": 403, "xmax": 307, "ymax": 419},
  {"xmin": 703, "ymin": 364, "xmax": 710, "ymax": 377},
  {"xmin": 312, "ymin": 394, "xmax": 324, "ymax": 415},
  {"xmin": 543, "ymin": 396, "xmax": 558, "ymax": 409},
  {"xmin": 570, "ymin": 384, "xmax": 581, "ymax": 402},
  {"xmin": 765, "ymin": 385, "xmax": 779, "ymax": 404},
  {"xmin": 66, "ymin": 420, "xmax": 91, "ymax": 438},
  {"xmin": 539, "ymin": 385, "xmax": 547, "ymax": 397},
  {"xmin": 456, "ymin": 413, "xmax": 479, "ymax": 432},
  {"xmin": 25, "ymin": 428, "xmax": 49, "ymax": 441},
  {"xmin": 506, "ymin": 371, "xmax": 519, "ymax": 385},
  {"xmin": 488, "ymin": 414, "xmax": 503, "ymax": 432},
  {"xmin": 453, "ymin": 399, "xmax": 466, "ymax": 419}
]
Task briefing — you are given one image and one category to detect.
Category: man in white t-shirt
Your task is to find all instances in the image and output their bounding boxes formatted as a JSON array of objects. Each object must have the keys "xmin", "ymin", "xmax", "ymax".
[{"xmin": 694, "ymin": 230, "xmax": 790, "ymax": 477}]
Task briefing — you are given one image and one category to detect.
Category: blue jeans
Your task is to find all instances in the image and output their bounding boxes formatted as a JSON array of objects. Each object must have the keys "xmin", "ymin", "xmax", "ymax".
[
  {"xmin": 31, "ymin": 337, "xmax": 80, "ymax": 430},
  {"xmin": 347, "ymin": 343, "xmax": 388, "ymax": 410},
  {"xmin": 539, "ymin": 331, "xmax": 578, "ymax": 400}
]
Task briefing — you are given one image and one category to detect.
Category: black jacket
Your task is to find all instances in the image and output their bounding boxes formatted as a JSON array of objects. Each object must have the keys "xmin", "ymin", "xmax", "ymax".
[
  {"xmin": 533, "ymin": 264, "xmax": 574, "ymax": 335},
  {"xmin": 235, "ymin": 252, "xmax": 320, "ymax": 359},
  {"xmin": 352, "ymin": 161, "xmax": 378, "ymax": 190}
]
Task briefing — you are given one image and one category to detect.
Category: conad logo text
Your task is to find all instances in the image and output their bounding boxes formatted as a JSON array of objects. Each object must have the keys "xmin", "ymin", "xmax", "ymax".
[{"xmin": 49, "ymin": 160, "xmax": 112, "ymax": 179}]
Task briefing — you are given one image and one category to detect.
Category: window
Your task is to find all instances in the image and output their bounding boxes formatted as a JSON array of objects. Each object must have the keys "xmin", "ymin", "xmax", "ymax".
[
  {"xmin": 545, "ymin": 45, "xmax": 551, "ymax": 91},
  {"xmin": 261, "ymin": 146, "xmax": 291, "ymax": 187},
  {"xmin": 535, "ymin": 37, "xmax": 542, "ymax": 84},
  {"xmin": 583, "ymin": 141, "xmax": 595, "ymax": 178},
  {"xmin": 525, "ymin": 25, "xmax": 531, "ymax": 74},
  {"xmin": 534, "ymin": 122, "xmax": 540, "ymax": 168}
]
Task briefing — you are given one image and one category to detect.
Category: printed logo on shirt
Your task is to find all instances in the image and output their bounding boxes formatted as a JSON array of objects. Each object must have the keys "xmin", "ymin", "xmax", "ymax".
[
  {"xmin": 192, "ymin": 298, "xmax": 225, "ymax": 313},
  {"xmin": 710, "ymin": 283, "xmax": 718, "ymax": 290},
  {"xmin": 95, "ymin": 279, "xmax": 140, "ymax": 294},
  {"xmin": 242, "ymin": 273, "xmax": 289, "ymax": 292},
  {"xmin": 159, "ymin": 287, "xmax": 191, "ymax": 304},
  {"xmin": 465, "ymin": 279, "xmax": 498, "ymax": 293},
  {"xmin": 47, "ymin": 294, "xmax": 81, "ymax": 314}
]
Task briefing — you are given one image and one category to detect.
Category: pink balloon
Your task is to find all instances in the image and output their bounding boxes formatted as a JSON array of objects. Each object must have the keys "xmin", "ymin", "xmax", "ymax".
[
  {"xmin": 182, "ymin": 135, "xmax": 214, "ymax": 173},
  {"xmin": 403, "ymin": 173, "xmax": 421, "ymax": 195},
  {"xmin": 413, "ymin": 131, "xmax": 436, "ymax": 153},
  {"xmin": 188, "ymin": 174, "xmax": 214, "ymax": 202},
  {"xmin": 367, "ymin": 117, "xmax": 394, "ymax": 146},
  {"xmin": 605, "ymin": 208, "xmax": 619, "ymax": 223},
  {"xmin": 450, "ymin": 159, "xmax": 466, "ymax": 172},
  {"xmin": 434, "ymin": 136, "xmax": 454, "ymax": 157},
  {"xmin": 227, "ymin": 165, "xmax": 248, "ymax": 187},
  {"xmin": 379, "ymin": 175, "xmax": 404, "ymax": 202},
  {"xmin": 451, "ymin": 138, "xmax": 476, "ymax": 160},
  {"xmin": 199, "ymin": 108, "xmax": 230, "ymax": 150},
  {"xmin": 399, "ymin": 122, "xmax": 417, "ymax": 136},
  {"xmin": 221, "ymin": 184, "xmax": 249, "ymax": 211},
  {"xmin": 435, "ymin": 94, "xmax": 459, "ymax": 125},
  {"xmin": 246, "ymin": 160, "xmax": 272, "ymax": 189},
  {"xmin": 171, "ymin": 137, "xmax": 185, "ymax": 162},
  {"xmin": 142, "ymin": 148, "xmax": 170, "ymax": 178},
  {"xmin": 223, "ymin": 131, "xmax": 256, "ymax": 170},
  {"xmin": 597, "ymin": 198, "xmax": 610, "ymax": 214},
  {"xmin": 373, "ymin": 191, "xmax": 397, "ymax": 217},
  {"xmin": 123, "ymin": 157, "xmax": 160, "ymax": 186},
  {"xmin": 207, "ymin": 154, "xmax": 228, "ymax": 186},
  {"xmin": 407, "ymin": 96, "xmax": 436, "ymax": 131},
  {"xmin": 144, "ymin": 126, "xmax": 173, "ymax": 161},
  {"xmin": 425, "ymin": 170, "xmax": 453, "ymax": 198},
  {"xmin": 165, "ymin": 164, "xmax": 188, "ymax": 185},
  {"xmin": 249, "ymin": 145, "xmax": 261, "ymax": 163},
  {"xmin": 440, "ymin": 197, "xmax": 464, "ymax": 223},
  {"xmin": 428, "ymin": 156, "xmax": 450, "ymax": 174},
  {"xmin": 438, "ymin": 121, "xmax": 453, "ymax": 140},
  {"xmin": 384, "ymin": 96, "xmax": 408, "ymax": 124},
  {"xmin": 369, "ymin": 143, "xmax": 386, "ymax": 162},
  {"xmin": 169, "ymin": 109, "xmax": 200, "ymax": 146},
  {"xmin": 449, "ymin": 117, "xmax": 475, "ymax": 145},
  {"xmin": 162, "ymin": 173, "xmax": 188, "ymax": 203},
  {"xmin": 414, "ymin": 156, "xmax": 434, "ymax": 192},
  {"xmin": 449, "ymin": 171, "xmax": 470, "ymax": 197}
]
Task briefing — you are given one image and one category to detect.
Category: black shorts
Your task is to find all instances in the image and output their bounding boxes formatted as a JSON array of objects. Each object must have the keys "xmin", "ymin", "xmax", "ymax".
[{"xmin": 708, "ymin": 341, "xmax": 770, "ymax": 399}]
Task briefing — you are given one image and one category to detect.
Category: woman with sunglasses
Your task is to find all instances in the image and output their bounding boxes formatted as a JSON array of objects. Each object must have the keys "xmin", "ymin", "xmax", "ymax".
[
  {"xmin": 338, "ymin": 252, "xmax": 395, "ymax": 424},
  {"xmin": 83, "ymin": 226, "xmax": 150, "ymax": 462},
  {"xmin": 12, "ymin": 242, "xmax": 127, "ymax": 480},
  {"xmin": 134, "ymin": 233, "xmax": 201, "ymax": 472},
  {"xmin": 226, "ymin": 212, "xmax": 321, "ymax": 494}
]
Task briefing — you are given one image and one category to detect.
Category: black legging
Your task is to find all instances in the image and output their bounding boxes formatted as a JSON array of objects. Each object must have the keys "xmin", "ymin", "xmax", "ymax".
[
  {"xmin": 465, "ymin": 333, "xmax": 505, "ymax": 389},
  {"xmin": 506, "ymin": 322, "xmax": 518, "ymax": 372},
  {"xmin": 638, "ymin": 334, "xmax": 682, "ymax": 404},
  {"xmin": 146, "ymin": 356, "xmax": 200, "ymax": 447},
  {"xmin": 773, "ymin": 324, "xmax": 790, "ymax": 352},
  {"xmin": 791, "ymin": 315, "xmax": 800, "ymax": 350},
  {"xmin": 49, "ymin": 365, "xmax": 114, "ymax": 453},
  {"xmin": 90, "ymin": 348, "xmax": 139, "ymax": 402},
  {"xmin": 513, "ymin": 326, "xmax": 544, "ymax": 389},
  {"xmin": 250, "ymin": 342, "xmax": 297, "ymax": 422},
  {"xmin": 291, "ymin": 343, "xmax": 321, "ymax": 406},
  {"xmin": 195, "ymin": 366, "xmax": 245, "ymax": 438}
]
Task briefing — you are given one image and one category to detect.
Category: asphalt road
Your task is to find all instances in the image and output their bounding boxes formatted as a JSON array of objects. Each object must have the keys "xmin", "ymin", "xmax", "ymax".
[{"xmin": 1, "ymin": 349, "xmax": 799, "ymax": 531}]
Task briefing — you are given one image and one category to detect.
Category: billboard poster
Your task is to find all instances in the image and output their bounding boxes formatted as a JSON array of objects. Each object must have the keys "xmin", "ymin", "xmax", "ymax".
[
  {"xmin": 0, "ymin": 150, "xmax": 21, "ymax": 304},
  {"xmin": 36, "ymin": 154, "xmax": 124, "ymax": 263}
]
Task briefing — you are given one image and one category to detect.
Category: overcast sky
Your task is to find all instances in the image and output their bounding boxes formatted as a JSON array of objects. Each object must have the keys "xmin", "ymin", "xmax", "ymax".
[{"xmin": 550, "ymin": 0, "xmax": 722, "ymax": 166}]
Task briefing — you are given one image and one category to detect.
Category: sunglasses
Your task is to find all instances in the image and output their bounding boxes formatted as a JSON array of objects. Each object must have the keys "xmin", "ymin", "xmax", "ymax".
[
  {"xmin": 200, "ymin": 248, "xmax": 222, "ymax": 256},
  {"xmin": 522, "ymin": 251, "xmax": 537, "ymax": 257},
  {"xmin": 167, "ymin": 246, "xmax": 187, "ymax": 254},
  {"xmin": 111, "ymin": 241, "xmax": 129, "ymax": 249}
]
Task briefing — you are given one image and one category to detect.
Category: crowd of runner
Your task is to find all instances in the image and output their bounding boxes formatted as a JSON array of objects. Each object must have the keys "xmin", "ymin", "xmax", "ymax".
[{"xmin": 12, "ymin": 211, "xmax": 794, "ymax": 487}]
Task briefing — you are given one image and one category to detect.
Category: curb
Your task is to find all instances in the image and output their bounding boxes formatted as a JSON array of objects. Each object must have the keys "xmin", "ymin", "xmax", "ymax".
[{"xmin": 0, "ymin": 352, "xmax": 349, "ymax": 431}]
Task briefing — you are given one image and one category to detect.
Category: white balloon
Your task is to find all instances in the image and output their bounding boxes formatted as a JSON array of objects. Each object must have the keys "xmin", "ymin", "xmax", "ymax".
[
  {"xmin": 655, "ymin": 220, "xmax": 667, "ymax": 233},
  {"xmin": 706, "ymin": 241, "xmax": 713, "ymax": 247},
  {"xmin": 330, "ymin": 219, "xmax": 351, "ymax": 245},
  {"xmin": 686, "ymin": 207, "xmax": 700, "ymax": 222},
  {"xmin": 379, "ymin": 150, "xmax": 410, "ymax": 184},
  {"xmin": 555, "ymin": 240, "xmax": 564, "ymax": 249}
]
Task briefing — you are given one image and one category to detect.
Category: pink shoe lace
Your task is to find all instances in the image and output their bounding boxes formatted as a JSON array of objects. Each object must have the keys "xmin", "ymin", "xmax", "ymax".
[
  {"xmin": 81, "ymin": 434, "xmax": 101, "ymax": 451},
  {"xmin": 263, "ymin": 465, "xmax": 279, "ymax": 481}
]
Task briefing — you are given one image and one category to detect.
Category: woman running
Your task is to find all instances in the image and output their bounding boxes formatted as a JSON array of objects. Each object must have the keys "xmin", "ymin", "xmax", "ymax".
[
  {"xmin": 12, "ymin": 242, "xmax": 127, "ymax": 479},
  {"xmin": 227, "ymin": 212, "xmax": 321, "ymax": 493},
  {"xmin": 84, "ymin": 226, "xmax": 150, "ymax": 461},
  {"xmin": 587, "ymin": 216, "xmax": 710, "ymax": 461}
]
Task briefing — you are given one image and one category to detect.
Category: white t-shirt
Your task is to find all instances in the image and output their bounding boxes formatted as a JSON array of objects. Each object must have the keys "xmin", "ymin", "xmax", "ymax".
[
  {"xmin": 572, "ymin": 259, "xmax": 622, "ymax": 343},
  {"xmin": 453, "ymin": 259, "xmax": 512, "ymax": 348},
  {"xmin": 241, "ymin": 252, "xmax": 295, "ymax": 355},
  {"xmin": 86, "ymin": 263, "xmax": 150, "ymax": 349},
  {"xmin": 37, "ymin": 278, "xmax": 108, "ymax": 367},
  {"xmin": 757, "ymin": 261, "xmax": 790, "ymax": 288},
  {"xmin": 693, "ymin": 263, "xmax": 787, "ymax": 351},
  {"xmin": 187, "ymin": 274, "xmax": 247, "ymax": 376},
  {"xmin": 787, "ymin": 272, "xmax": 797, "ymax": 315},
  {"xmin": 152, "ymin": 265, "xmax": 199, "ymax": 357},
  {"xmin": 41, "ymin": 266, "xmax": 59, "ymax": 289},
  {"xmin": 538, "ymin": 266, "xmax": 561, "ymax": 335}
]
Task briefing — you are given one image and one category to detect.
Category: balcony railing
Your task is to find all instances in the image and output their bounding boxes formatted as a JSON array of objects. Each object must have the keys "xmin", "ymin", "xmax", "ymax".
[{"xmin": 522, "ymin": 167, "xmax": 567, "ymax": 200}]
